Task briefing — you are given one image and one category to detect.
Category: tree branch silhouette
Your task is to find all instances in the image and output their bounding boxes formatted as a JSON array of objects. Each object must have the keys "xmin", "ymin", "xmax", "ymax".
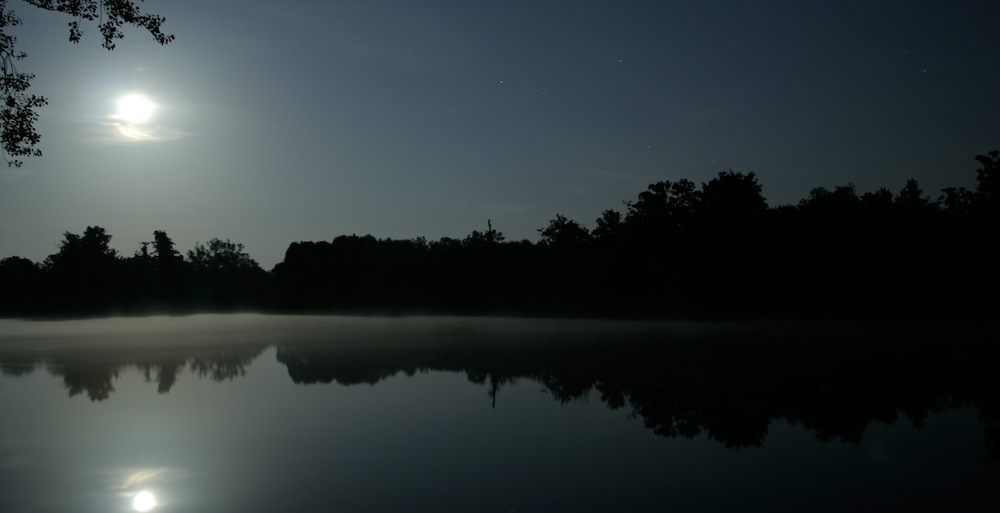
[{"xmin": 0, "ymin": 0, "xmax": 173, "ymax": 166}]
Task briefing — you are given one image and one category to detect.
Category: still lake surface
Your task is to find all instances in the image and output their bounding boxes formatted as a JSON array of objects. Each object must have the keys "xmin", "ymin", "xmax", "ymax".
[{"xmin": 1, "ymin": 314, "xmax": 997, "ymax": 512}]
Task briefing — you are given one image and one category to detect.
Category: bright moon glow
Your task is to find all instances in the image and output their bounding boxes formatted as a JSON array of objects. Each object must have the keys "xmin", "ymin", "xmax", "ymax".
[
  {"xmin": 115, "ymin": 94, "xmax": 156, "ymax": 124},
  {"xmin": 132, "ymin": 491, "xmax": 156, "ymax": 512}
]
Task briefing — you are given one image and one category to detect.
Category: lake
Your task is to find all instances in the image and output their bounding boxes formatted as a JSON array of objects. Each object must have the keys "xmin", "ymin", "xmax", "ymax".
[{"xmin": 1, "ymin": 314, "xmax": 997, "ymax": 512}]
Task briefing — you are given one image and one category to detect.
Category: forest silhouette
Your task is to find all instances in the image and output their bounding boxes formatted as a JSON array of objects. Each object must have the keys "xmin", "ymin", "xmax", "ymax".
[{"xmin": 1, "ymin": 151, "xmax": 998, "ymax": 319}]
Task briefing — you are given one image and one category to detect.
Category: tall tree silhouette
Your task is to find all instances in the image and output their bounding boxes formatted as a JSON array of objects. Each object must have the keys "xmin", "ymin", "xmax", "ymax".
[
  {"xmin": 687, "ymin": 171, "xmax": 770, "ymax": 312},
  {"xmin": 538, "ymin": 214, "xmax": 592, "ymax": 250},
  {"xmin": 969, "ymin": 151, "xmax": 1000, "ymax": 312},
  {"xmin": 592, "ymin": 209, "xmax": 624, "ymax": 244},
  {"xmin": 188, "ymin": 238, "xmax": 269, "ymax": 309},
  {"xmin": 43, "ymin": 226, "xmax": 120, "ymax": 312},
  {"xmin": 0, "ymin": 255, "xmax": 40, "ymax": 313},
  {"xmin": 625, "ymin": 178, "xmax": 698, "ymax": 238},
  {"xmin": 975, "ymin": 150, "xmax": 1000, "ymax": 201},
  {"xmin": 697, "ymin": 171, "xmax": 768, "ymax": 224},
  {"xmin": 147, "ymin": 230, "xmax": 185, "ymax": 306},
  {"xmin": 152, "ymin": 230, "xmax": 182, "ymax": 267}
]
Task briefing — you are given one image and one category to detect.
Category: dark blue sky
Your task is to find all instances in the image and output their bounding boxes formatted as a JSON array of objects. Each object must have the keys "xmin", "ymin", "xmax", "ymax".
[{"xmin": 2, "ymin": 0, "xmax": 998, "ymax": 267}]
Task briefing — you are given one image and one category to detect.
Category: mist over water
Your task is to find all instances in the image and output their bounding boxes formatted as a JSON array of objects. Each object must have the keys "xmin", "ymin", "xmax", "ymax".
[{"xmin": 1, "ymin": 315, "xmax": 998, "ymax": 512}]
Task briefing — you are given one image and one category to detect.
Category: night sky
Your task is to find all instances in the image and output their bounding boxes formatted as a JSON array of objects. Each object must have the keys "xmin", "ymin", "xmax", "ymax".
[{"xmin": 2, "ymin": 0, "xmax": 998, "ymax": 268}]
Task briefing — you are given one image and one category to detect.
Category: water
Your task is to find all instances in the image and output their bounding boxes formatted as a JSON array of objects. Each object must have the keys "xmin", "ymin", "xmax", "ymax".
[{"xmin": 1, "ymin": 315, "xmax": 997, "ymax": 512}]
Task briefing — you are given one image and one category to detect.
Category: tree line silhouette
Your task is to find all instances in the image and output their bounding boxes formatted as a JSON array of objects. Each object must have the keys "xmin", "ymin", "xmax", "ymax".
[
  {"xmin": 0, "ymin": 229, "xmax": 272, "ymax": 315},
  {"xmin": 1, "ymin": 151, "xmax": 998, "ymax": 318}
]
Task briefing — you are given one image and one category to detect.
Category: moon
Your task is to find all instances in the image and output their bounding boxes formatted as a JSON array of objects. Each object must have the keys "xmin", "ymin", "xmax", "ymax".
[
  {"xmin": 132, "ymin": 490, "xmax": 157, "ymax": 511},
  {"xmin": 115, "ymin": 94, "xmax": 156, "ymax": 124}
]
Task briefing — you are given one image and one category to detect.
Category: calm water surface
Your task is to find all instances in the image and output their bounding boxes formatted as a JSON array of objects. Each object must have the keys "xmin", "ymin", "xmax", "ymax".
[{"xmin": 1, "ymin": 315, "xmax": 997, "ymax": 512}]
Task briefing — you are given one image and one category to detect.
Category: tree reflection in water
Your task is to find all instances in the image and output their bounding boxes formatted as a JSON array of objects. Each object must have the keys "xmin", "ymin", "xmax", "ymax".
[
  {"xmin": 0, "ymin": 318, "xmax": 996, "ymax": 460},
  {"xmin": 2, "ymin": 345, "xmax": 266, "ymax": 401}
]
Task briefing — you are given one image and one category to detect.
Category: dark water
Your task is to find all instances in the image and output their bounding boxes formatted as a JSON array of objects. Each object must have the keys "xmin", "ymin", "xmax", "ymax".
[{"xmin": 1, "ymin": 315, "xmax": 997, "ymax": 512}]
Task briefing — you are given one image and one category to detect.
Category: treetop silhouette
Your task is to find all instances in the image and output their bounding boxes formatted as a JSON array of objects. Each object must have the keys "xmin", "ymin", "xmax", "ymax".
[{"xmin": 1, "ymin": 154, "xmax": 997, "ymax": 318}]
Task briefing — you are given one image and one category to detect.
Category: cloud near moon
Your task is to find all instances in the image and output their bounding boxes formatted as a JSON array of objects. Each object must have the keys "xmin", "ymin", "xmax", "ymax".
[
  {"xmin": 107, "ymin": 466, "xmax": 194, "ymax": 493},
  {"xmin": 104, "ymin": 93, "xmax": 186, "ymax": 142}
]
